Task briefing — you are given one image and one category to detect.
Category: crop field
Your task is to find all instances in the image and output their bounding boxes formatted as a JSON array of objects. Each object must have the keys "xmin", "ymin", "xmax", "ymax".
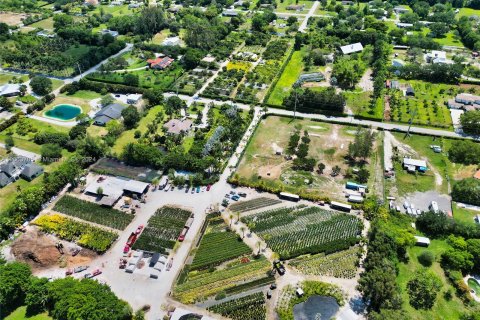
[
  {"xmin": 53, "ymin": 195, "xmax": 133, "ymax": 230},
  {"xmin": 229, "ymin": 197, "xmax": 282, "ymax": 213},
  {"xmin": 132, "ymin": 206, "xmax": 191, "ymax": 253},
  {"xmin": 243, "ymin": 206, "xmax": 361, "ymax": 259},
  {"xmin": 191, "ymin": 230, "xmax": 251, "ymax": 270},
  {"xmin": 389, "ymin": 81, "xmax": 459, "ymax": 129},
  {"xmin": 34, "ymin": 214, "xmax": 117, "ymax": 253},
  {"xmin": 208, "ymin": 292, "xmax": 266, "ymax": 320},
  {"xmin": 174, "ymin": 257, "xmax": 271, "ymax": 304},
  {"xmin": 91, "ymin": 158, "xmax": 162, "ymax": 182},
  {"xmin": 289, "ymin": 246, "xmax": 361, "ymax": 278}
]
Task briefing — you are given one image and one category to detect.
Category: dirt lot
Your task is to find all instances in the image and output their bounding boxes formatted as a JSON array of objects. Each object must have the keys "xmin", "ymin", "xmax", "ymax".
[
  {"xmin": 235, "ymin": 116, "xmax": 370, "ymax": 200},
  {"xmin": 0, "ymin": 12, "xmax": 27, "ymax": 26},
  {"xmin": 11, "ymin": 227, "xmax": 97, "ymax": 270}
]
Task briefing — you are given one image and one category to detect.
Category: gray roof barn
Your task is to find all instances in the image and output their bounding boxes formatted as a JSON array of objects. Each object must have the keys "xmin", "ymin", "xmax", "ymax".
[
  {"xmin": 93, "ymin": 103, "xmax": 126, "ymax": 126},
  {"xmin": 21, "ymin": 163, "xmax": 44, "ymax": 181},
  {"xmin": 0, "ymin": 172, "xmax": 12, "ymax": 188}
]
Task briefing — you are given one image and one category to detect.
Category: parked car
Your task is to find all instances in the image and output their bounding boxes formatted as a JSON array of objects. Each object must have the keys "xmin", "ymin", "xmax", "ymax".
[
  {"xmin": 74, "ymin": 266, "xmax": 88, "ymax": 273},
  {"xmin": 206, "ymin": 184, "xmax": 211, "ymax": 191},
  {"xmin": 238, "ymin": 192, "xmax": 247, "ymax": 197},
  {"xmin": 135, "ymin": 225, "xmax": 144, "ymax": 235},
  {"xmin": 123, "ymin": 245, "xmax": 130, "ymax": 254},
  {"xmin": 65, "ymin": 268, "xmax": 73, "ymax": 276},
  {"xmin": 267, "ymin": 290, "xmax": 272, "ymax": 299},
  {"xmin": 164, "ymin": 184, "xmax": 170, "ymax": 192},
  {"xmin": 225, "ymin": 194, "xmax": 230, "ymax": 198},
  {"xmin": 270, "ymin": 283, "xmax": 277, "ymax": 290},
  {"xmin": 230, "ymin": 191, "xmax": 236, "ymax": 195},
  {"xmin": 222, "ymin": 199, "xmax": 229, "ymax": 207},
  {"xmin": 273, "ymin": 260, "xmax": 285, "ymax": 275},
  {"xmin": 185, "ymin": 186, "xmax": 190, "ymax": 193},
  {"xmin": 231, "ymin": 195, "xmax": 240, "ymax": 201},
  {"xmin": 85, "ymin": 269, "xmax": 102, "ymax": 278},
  {"xmin": 71, "ymin": 248, "xmax": 80, "ymax": 256},
  {"xmin": 196, "ymin": 186, "xmax": 200, "ymax": 193},
  {"xmin": 191, "ymin": 188, "xmax": 195, "ymax": 194}
]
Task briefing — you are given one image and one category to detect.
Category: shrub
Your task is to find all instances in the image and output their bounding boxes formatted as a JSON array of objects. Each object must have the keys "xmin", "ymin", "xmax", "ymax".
[{"xmin": 418, "ymin": 250, "xmax": 435, "ymax": 267}]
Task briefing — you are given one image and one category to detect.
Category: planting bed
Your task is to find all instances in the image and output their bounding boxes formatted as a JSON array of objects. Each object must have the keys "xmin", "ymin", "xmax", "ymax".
[
  {"xmin": 191, "ymin": 230, "xmax": 251, "ymax": 271},
  {"xmin": 229, "ymin": 197, "xmax": 282, "ymax": 213},
  {"xmin": 53, "ymin": 195, "xmax": 133, "ymax": 230},
  {"xmin": 289, "ymin": 246, "xmax": 361, "ymax": 278},
  {"xmin": 173, "ymin": 257, "xmax": 271, "ymax": 303},
  {"xmin": 34, "ymin": 214, "xmax": 117, "ymax": 253},
  {"xmin": 208, "ymin": 292, "xmax": 266, "ymax": 320},
  {"xmin": 132, "ymin": 206, "xmax": 191, "ymax": 253},
  {"xmin": 243, "ymin": 206, "xmax": 362, "ymax": 259}
]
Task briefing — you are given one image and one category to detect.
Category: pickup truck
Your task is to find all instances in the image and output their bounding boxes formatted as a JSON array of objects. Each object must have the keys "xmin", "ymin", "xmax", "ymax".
[
  {"xmin": 84, "ymin": 269, "xmax": 102, "ymax": 279},
  {"xmin": 273, "ymin": 260, "xmax": 286, "ymax": 275},
  {"xmin": 74, "ymin": 266, "xmax": 88, "ymax": 273}
]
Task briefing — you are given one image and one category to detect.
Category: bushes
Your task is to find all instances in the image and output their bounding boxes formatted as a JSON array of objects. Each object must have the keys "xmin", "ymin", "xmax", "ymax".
[
  {"xmin": 208, "ymin": 292, "xmax": 266, "ymax": 320},
  {"xmin": 283, "ymin": 88, "xmax": 345, "ymax": 114},
  {"xmin": 34, "ymin": 132, "xmax": 70, "ymax": 146},
  {"xmin": 418, "ymin": 250, "xmax": 435, "ymax": 267},
  {"xmin": 448, "ymin": 140, "xmax": 480, "ymax": 165},
  {"xmin": 53, "ymin": 195, "xmax": 134, "ymax": 230},
  {"xmin": 452, "ymin": 178, "xmax": 480, "ymax": 206},
  {"xmin": 34, "ymin": 214, "xmax": 118, "ymax": 252}
]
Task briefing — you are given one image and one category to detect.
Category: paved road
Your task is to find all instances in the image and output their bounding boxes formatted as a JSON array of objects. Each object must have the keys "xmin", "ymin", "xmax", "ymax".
[
  {"xmin": 0, "ymin": 143, "xmax": 40, "ymax": 160},
  {"xmin": 162, "ymin": 94, "xmax": 478, "ymax": 140},
  {"xmin": 299, "ymin": 1, "xmax": 320, "ymax": 32}
]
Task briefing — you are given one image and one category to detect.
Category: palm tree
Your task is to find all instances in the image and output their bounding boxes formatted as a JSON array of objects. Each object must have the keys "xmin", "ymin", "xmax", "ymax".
[
  {"xmin": 236, "ymin": 212, "xmax": 241, "ymax": 224},
  {"xmin": 240, "ymin": 226, "xmax": 246, "ymax": 239},
  {"xmin": 229, "ymin": 214, "xmax": 234, "ymax": 227},
  {"xmin": 257, "ymin": 240, "xmax": 262, "ymax": 255},
  {"xmin": 151, "ymin": 177, "xmax": 159, "ymax": 191}
]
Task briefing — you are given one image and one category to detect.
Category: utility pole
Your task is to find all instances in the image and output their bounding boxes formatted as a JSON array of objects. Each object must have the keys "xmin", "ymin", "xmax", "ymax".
[
  {"xmin": 405, "ymin": 105, "xmax": 418, "ymax": 138},
  {"xmin": 77, "ymin": 63, "xmax": 82, "ymax": 79}
]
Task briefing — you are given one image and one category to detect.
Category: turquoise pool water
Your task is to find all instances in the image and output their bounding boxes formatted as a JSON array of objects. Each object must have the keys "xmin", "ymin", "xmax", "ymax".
[{"xmin": 44, "ymin": 104, "xmax": 82, "ymax": 121}]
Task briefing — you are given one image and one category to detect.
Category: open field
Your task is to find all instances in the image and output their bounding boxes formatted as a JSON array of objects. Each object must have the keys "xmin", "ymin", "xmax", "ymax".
[
  {"xmin": 0, "ymin": 12, "xmax": 27, "ymax": 26},
  {"xmin": 29, "ymin": 17, "xmax": 54, "ymax": 30},
  {"xmin": 0, "ymin": 73, "xmax": 28, "ymax": 85},
  {"xmin": 397, "ymin": 239, "xmax": 468, "ymax": 320},
  {"xmin": 275, "ymin": 0, "xmax": 313, "ymax": 13},
  {"xmin": 267, "ymin": 50, "xmax": 304, "ymax": 106},
  {"xmin": 234, "ymin": 115, "xmax": 374, "ymax": 201},
  {"xmin": 452, "ymin": 202, "xmax": 479, "ymax": 226},
  {"xmin": 456, "ymin": 7, "xmax": 480, "ymax": 19},
  {"xmin": 5, "ymin": 306, "xmax": 52, "ymax": 320}
]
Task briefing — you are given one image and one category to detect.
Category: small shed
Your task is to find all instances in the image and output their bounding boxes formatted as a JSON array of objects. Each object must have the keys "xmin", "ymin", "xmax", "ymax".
[
  {"xmin": 405, "ymin": 86, "xmax": 415, "ymax": 97},
  {"xmin": 414, "ymin": 236, "xmax": 430, "ymax": 247},
  {"xmin": 296, "ymin": 288, "xmax": 304, "ymax": 297}
]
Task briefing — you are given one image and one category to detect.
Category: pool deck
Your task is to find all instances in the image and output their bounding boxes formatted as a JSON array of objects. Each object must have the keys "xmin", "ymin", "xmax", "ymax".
[{"xmin": 27, "ymin": 114, "xmax": 77, "ymax": 127}]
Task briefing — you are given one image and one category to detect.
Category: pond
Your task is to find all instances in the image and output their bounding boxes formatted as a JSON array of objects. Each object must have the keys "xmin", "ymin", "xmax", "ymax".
[
  {"xmin": 468, "ymin": 278, "xmax": 480, "ymax": 296},
  {"xmin": 293, "ymin": 295, "xmax": 340, "ymax": 320},
  {"xmin": 44, "ymin": 104, "xmax": 82, "ymax": 121}
]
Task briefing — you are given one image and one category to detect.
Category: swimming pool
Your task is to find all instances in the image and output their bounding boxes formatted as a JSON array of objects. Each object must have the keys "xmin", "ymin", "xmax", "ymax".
[{"xmin": 44, "ymin": 104, "xmax": 82, "ymax": 121}]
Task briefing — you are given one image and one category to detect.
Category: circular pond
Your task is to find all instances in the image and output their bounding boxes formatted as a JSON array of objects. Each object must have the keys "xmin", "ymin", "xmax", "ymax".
[
  {"xmin": 44, "ymin": 104, "xmax": 82, "ymax": 121},
  {"xmin": 293, "ymin": 295, "xmax": 340, "ymax": 320}
]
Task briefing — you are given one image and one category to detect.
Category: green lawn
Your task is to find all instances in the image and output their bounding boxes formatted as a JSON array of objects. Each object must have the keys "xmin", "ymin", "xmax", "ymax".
[
  {"xmin": 29, "ymin": 17, "xmax": 54, "ymax": 30},
  {"xmin": 59, "ymin": 90, "xmax": 101, "ymax": 100},
  {"xmin": 267, "ymin": 49, "xmax": 303, "ymax": 106},
  {"xmin": 5, "ymin": 306, "xmax": 52, "ymax": 320},
  {"xmin": 433, "ymin": 31, "xmax": 464, "ymax": 48},
  {"xmin": 456, "ymin": 8, "xmax": 480, "ymax": 19},
  {"xmin": 149, "ymin": 29, "xmax": 172, "ymax": 45},
  {"xmin": 112, "ymin": 105, "xmax": 166, "ymax": 155},
  {"xmin": 64, "ymin": 45, "xmax": 91, "ymax": 61},
  {"xmin": 89, "ymin": 4, "xmax": 135, "ymax": 17},
  {"xmin": 452, "ymin": 202, "xmax": 479, "ymax": 226},
  {"xmin": 275, "ymin": 0, "xmax": 312, "ymax": 13},
  {"xmin": 344, "ymin": 90, "xmax": 381, "ymax": 119},
  {"xmin": 51, "ymin": 79, "xmax": 64, "ymax": 91},
  {"xmin": 397, "ymin": 240, "xmax": 468, "ymax": 320},
  {"xmin": 0, "ymin": 73, "xmax": 28, "ymax": 85}
]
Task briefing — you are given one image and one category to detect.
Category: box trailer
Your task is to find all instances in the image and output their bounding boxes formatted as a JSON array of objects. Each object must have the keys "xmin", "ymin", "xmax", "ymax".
[
  {"xmin": 330, "ymin": 201, "xmax": 352, "ymax": 212},
  {"xmin": 348, "ymin": 195, "xmax": 364, "ymax": 203},
  {"xmin": 279, "ymin": 192, "xmax": 300, "ymax": 202}
]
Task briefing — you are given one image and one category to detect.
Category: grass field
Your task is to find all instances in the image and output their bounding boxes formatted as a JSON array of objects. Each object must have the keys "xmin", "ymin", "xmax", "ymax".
[
  {"xmin": 150, "ymin": 29, "xmax": 172, "ymax": 45},
  {"xmin": 344, "ymin": 91, "xmax": 377, "ymax": 119},
  {"xmin": 5, "ymin": 306, "xmax": 52, "ymax": 320},
  {"xmin": 234, "ymin": 115, "xmax": 372, "ymax": 201},
  {"xmin": 59, "ymin": 90, "xmax": 102, "ymax": 100},
  {"xmin": 227, "ymin": 61, "xmax": 252, "ymax": 71},
  {"xmin": 267, "ymin": 49, "xmax": 303, "ymax": 106},
  {"xmin": 456, "ymin": 8, "xmax": 480, "ymax": 19},
  {"xmin": 0, "ymin": 73, "xmax": 28, "ymax": 85},
  {"xmin": 112, "ymin": 105, "xmax": 165, "ymax": 155},
  {"xmin": 30, "ymin": 17, "xmax": 54, "ymax": 30},
  {"xmin": 452, "ymin": 202, "xmax": 479, "ymax": 226},
  {"xmin": 397, "ymin": 239, "xmax": 467, "ymax": 320},
  {"xmin": 433, "ymin": 31, "xmax": 464, "ymax": 47},
  {"xmin": 275, "ymin": 0, "xmax": 312, "ymax": 13}
]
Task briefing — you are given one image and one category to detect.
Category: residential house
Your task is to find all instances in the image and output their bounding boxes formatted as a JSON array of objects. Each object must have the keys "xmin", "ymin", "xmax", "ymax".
[
  {"xmin": 403, "ymin": 158, "xmax": 427, "ymax": 173},
  {"xmin": 0, "ymin": 156, "xmax": 31, "ymax": 187},
  {"xmin": 93, "ymin": 103, "xmax": 126, "ymax": 126},
  {"xmin": 126, "ymin": 94, "xmax": 142, "ymax": 105},
  {"xmin": 163, "ymin": 118, "xmax": 193, "ymax": 135},
  {"xmin": 425, "ymin": 50, "xmax": 452, "ymax": 64},
  {"xmin": 147, "ymin": 56, "xmax": 174, "ymax": 70},
  {"xmin": 0, "ymin": 84, "xmax": 21, "ymax": 97},
  {"xmin": 414, "ymin": 236, "xmax": 431, "ymax": 247},
  {"xmin": 340, "ymin": 43, "xmax": 363, "ymax": 55},
  {"xmin": 0, "ymin": 172, "xmax": 12, "ymax": 188},
  {"xmin": 162, "ymin": 37, "xmax": 181, "ymax": 47},
  {"xmin": 20, "ymin": 163, "xmax": 44, "ymax": 181},
  {"xmin": 286, "ymin": 4, "xmax": 305, "ymax": 10},
  {"xmin": 394, "ymin": 6, "xmax": 410, "ymax": 14},
  {"xmin": 100, "ymin": 29, "xmax": 119, "ymax": 38},
  {"xmin": 128, "ymin": 2, "xmax": 143, "ymax": 8},
  {"xmin": 396, "ymin": 22, "xmax": 413, "ymax": 28},
  {"xmin": 391, "ymin": 80, "xmax": 400, "ymax": 89},
  {"xmin": 222, "ymin": 9, "xmax": 239, "ymax": 16}
]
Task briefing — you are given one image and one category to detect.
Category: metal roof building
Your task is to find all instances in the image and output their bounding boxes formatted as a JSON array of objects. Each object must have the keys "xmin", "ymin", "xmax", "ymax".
[{"xmin": 340, "ymin": 43, "xmax": 363, "ymax": 55}]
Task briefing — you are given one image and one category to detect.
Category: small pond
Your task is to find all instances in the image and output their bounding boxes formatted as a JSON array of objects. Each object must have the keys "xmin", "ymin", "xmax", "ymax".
[
  {"xmin": 468, "ymin": 278, "xmax": 480, "ymax": 296},
  {"xmin": 44, "ymin": 104, "xmax": 82, "ymax": 121},
  {"xmin": 293, "ymin": 295, "xmax": 340, "ymax": 320}
]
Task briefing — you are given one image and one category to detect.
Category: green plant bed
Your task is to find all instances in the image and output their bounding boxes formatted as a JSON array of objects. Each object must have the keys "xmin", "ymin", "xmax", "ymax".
[
  {"xmin": 34, "ymin": 214, "xmax": 117, "ymax": 252},
  {"xmin": 208, "ymin": 292, "xmax": 266, "ymax": 320},
  {"xmin": 53, "ymin": 195, "xmax": 134, "ymax": 230}
]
